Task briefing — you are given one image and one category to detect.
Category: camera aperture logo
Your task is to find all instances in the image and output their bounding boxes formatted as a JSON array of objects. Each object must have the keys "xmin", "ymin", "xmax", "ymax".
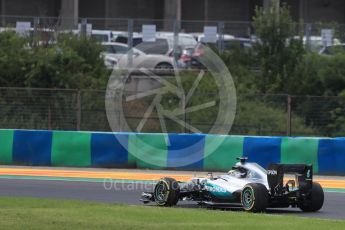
[{"xmin": 105, "ymin": 43, "xmax": 236, "ymax": 168}]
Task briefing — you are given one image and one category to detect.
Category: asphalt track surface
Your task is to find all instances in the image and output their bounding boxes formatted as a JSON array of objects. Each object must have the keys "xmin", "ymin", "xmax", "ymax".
[{"xmin": 0, "ymin": 178, "xmax": 344, "ymax": 220}]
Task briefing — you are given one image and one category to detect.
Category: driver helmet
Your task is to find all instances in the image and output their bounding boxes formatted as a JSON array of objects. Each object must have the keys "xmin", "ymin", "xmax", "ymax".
[{"xmin": 228, "ymin": 169, "xmax": 247, "ymax": 178}]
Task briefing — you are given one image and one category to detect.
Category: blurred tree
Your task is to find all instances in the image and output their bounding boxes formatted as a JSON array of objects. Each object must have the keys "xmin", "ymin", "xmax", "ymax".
[
  {"xmin": 25, "ymin": 33, "xmax": 109, "ymax": 89},
  {"xmin": 0, "ymin": 31, "xmax": 31, "ymax": 87},
  {"xmin": 253, "ymin": 2, "xmax": 305, "ymax": 94}
]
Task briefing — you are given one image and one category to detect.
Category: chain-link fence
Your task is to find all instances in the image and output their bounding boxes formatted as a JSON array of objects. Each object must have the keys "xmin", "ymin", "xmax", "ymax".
[
  {"xmin": 1, "ymin": 87, "xmax": 345, "ymax": 137},
  {"xmin": 1, "ymin": 16, "xmax": 345, "ymax": 137},
  {"xmin": 1, "ymin": 16, "xmax": 345, "ymax": 53}
]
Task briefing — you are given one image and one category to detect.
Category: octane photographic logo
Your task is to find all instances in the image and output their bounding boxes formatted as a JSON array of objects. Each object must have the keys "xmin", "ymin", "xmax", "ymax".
[{"xmin": 105, "ymin": 42, "xmax": 237, "ymax": 168}]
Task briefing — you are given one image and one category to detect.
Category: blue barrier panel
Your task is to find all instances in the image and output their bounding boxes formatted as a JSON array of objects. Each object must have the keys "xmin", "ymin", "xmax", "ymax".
[
  {"xmin": 12, "ymin": 130, "xmax": 52, "ymax": 165},
  {"xmin": 243, "ymin": 136, "xmax": 281, "ymax": 169},
  {"xmin": 4, "ymin": 129, "xmax": 345, "ymax": 175},
  {"xmin": 318, "ymin": 138, "xmax": 345, "ymax": 174},
  {"xmin": 91, "ymin": 133, "xmax": 129, "ymax": 167},
  {"xmin": 167, "ymin": 133, "xmax": 205, "ymax": 170}
]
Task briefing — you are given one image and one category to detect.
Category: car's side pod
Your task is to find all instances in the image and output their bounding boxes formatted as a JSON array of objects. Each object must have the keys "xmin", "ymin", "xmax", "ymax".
[{"xmin": 267, "ymin": 164, "xmax": 313, "ymax": 196}]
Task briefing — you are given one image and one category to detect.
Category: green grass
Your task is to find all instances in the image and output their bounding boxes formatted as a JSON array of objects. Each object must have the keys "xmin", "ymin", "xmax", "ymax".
[{"xmin": 0, "ymin": 197, "xmax": 344, "ymax": 230}]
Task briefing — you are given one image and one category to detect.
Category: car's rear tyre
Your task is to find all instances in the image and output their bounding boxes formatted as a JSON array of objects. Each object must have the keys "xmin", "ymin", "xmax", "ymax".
[
  {"xmin": 241, "ymin": 183, "xmax": 269, "ymax": 212},
  {"xmin": 154, "ymin": 177, "xmax": 180, "ymax": 206},
  {"xmin": 299, "ymin": 182, "xmax": 324, "ymax": 212}
]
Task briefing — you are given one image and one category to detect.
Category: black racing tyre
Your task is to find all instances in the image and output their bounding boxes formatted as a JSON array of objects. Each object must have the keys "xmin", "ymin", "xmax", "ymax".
[
  {"xmin": 154, "ymin": 177, "xmax": 180, "ymax": 206},
  {"xmin": 299, "ymin": 182, "xmax": 324, "ymax": 212},
  {"xmin": 241, "ymin": 183, "xmax": 269, "ymax": 212}
]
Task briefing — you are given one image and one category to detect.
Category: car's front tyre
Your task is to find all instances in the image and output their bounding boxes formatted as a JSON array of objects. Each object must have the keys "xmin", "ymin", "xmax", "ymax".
[{"xmin": 154, "ymin": 177, "xmax": 180, "ymax": 206}]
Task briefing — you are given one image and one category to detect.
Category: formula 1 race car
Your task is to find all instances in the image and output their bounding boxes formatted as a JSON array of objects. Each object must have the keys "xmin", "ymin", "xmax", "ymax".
[{"xmin": 141, "ymin": 158, "xmax": 324, "ymax": 212}]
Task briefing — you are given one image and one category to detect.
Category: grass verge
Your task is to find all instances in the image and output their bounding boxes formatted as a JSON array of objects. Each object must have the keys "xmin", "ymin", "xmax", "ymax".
[{"xmin": 0, "ymin": 197, "xmax": 344, "ymax": 230}]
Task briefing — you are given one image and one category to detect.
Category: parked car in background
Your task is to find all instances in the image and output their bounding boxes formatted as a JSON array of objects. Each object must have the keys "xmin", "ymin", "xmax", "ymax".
[
  {"xmin": 191, "ymin": 33, "xmax": 235, "ymax": 43},
  {"xmin": 91, "ymin": 30, "xmax": 114, "ymax": 42},
  {"xmin": 114, "ymin": 33, "xmax": 143, "ymax": 46},
  {"xmin": 188, "ymin": 42, "xmax": 207, "ymax": 69},
  {"xmin": 223, "ymin": 37, "xmax": 255, "ymax": 50},
  {"xmin": 177, "ymin": 47, "xmax": 194, "ymax": 69},
  {"xmin": 116, "ymin": 48, "xmax": 174, "ymax": 70},
  {"xmin": 134, "ymin": 32, "xmax": 197, "ymax": 60},
  {"xmin": 135, "ymin": 37, "xmax": 170, "ymax": 55},
  {"xmin": 100, "ymin": 41, "xmax": 174, "ymax": 70},
  {"xmin": 294, "ymin": 36, "xmax": 341, "ymax": 52},
  {"xmin": 102, "ymin": 42, "xmax": 129, "ymax": 56},
  {"xmin": 101, "ymin": 42, "xmax": 131, "ymax": 68},
  {"xmin": 178, "ymin": 35, "xmax": 258, "ymax": 69},
  {"xmin": 110, "ymin": 31, "xmax": 136, "ymax": 42},
  {"xmin": 156, "ymin": 32, "xmax": 197, "ymax": 49},
  {"xmin": 319, "ymin": 44, "xmax": 345, "ymax": 55}
]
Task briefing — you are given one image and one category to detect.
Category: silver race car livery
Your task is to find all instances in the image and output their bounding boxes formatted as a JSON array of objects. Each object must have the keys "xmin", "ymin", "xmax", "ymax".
[{"xmin": 141, "ymin": 157, "xmax": 324, "ymax": 212}]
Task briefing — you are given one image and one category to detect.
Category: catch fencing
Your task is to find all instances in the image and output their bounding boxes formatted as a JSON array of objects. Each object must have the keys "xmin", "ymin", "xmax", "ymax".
[
  {"xmin": 1, "ymin": 87, "xmax": 345, "ymax": 137},
  {"xmin": 1, "ymin": 15, "xmax": 345, "ymax": 53}
]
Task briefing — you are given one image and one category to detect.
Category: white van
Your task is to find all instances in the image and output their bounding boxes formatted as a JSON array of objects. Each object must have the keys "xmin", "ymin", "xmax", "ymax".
[
  {"xmin": 135, "ymin": 32, "xmax": 197, "ymax": 56},
  {"xmin": 91, "ymin": 30, "xmax": 113, "ymax": 42}
]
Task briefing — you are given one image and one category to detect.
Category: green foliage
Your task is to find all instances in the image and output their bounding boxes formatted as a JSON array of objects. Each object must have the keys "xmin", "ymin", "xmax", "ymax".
[
  {"xmin": 1, "ymin": 14, "xmax": 345, "ymax": 136},
  {"xmin": 290, "ymin": 53, "xmax": 345, "ymax": 136},
  {"xmin": 158, "ymin": 71, "xmax": 219, "ymax": 133},
  {"xmin": 319, "ymin": 53, "xmax": 345, "ymax": 96},
  {"xmin": 220, "ymin": 3, "xmax": 345, "ymax": 136},
  {"xmin": 252, "ymin": 2, "xmax": 305, "ymax": 93},
  {"xmin": 0, "ymin": 32, "xmax": 110, "ymax": 131},
  {"xmin": 220, "ymin": 47, "xmax": 258, "ymax": 94},
  {"xmin": 0, "ymin": 31, "xmax": 31, "ymax": 87},
  {"xmin": 0, "ymin": 32, "xmax": 109, "ymax": 89},
  {"xmin": 25, "ymin": 34, "xmax": 109, "ymax": 89},
  {"xmin": 233, "ymin": 97, "xmax": 315, "ymax": 136}
]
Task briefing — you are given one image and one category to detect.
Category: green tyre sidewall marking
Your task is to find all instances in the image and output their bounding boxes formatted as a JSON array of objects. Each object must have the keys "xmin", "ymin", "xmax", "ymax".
[
  {"xmin": 155, "ymin": 180, "xmax": 170, "ymax": 206},
  {"xmin": 242, "ymin": 186, "xmax": 255, "ymax": 211}
]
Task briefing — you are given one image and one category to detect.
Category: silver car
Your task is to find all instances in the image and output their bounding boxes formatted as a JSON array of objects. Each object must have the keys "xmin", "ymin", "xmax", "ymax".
[
  {"xmin": 101, "ymin": 42, "xmax": 174, "ymax": 70},
  {"xmin": 141, "ymin": 157, "xmax": 324, "ymax": 212}
]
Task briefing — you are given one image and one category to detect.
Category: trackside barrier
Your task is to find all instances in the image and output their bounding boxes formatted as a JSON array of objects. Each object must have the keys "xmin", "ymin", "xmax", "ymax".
[{"xmin": 0, "ymin": 129, "xmax": 344, "ymax": 174}]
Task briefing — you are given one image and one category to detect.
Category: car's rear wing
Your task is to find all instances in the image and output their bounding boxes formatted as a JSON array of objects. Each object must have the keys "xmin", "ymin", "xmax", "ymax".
[{"xmin": 267, "ymin": 164, "xmax": 313, "ymax": 195}]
